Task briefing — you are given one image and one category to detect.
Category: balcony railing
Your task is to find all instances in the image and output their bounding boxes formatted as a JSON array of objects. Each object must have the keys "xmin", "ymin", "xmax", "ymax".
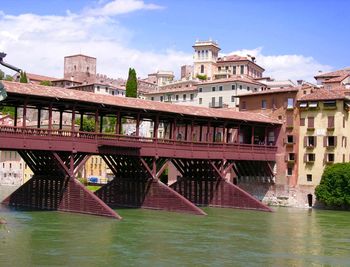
[{"xmin": 209, "ymin": 102, "xmax": 224, "ymax": 108}]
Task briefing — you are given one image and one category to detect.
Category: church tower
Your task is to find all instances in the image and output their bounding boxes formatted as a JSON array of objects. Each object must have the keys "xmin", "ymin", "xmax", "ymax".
[{"xmin": 193, "ymin": 40, "xmax": 220, "ymax": 80}]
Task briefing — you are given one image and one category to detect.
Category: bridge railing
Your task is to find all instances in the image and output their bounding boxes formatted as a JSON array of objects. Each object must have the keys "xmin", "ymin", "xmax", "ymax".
[{"xmin": 0, "ymin": 125, "xmax": 277, "ymax": 152}]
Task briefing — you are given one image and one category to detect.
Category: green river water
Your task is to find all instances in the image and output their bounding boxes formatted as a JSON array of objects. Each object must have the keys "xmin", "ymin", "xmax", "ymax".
[{"xmin": 0, "ymin": 205, "xmax": 349, "ymax": 267}]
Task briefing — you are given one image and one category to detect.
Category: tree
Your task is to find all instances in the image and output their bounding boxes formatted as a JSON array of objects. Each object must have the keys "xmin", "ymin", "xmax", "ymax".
[
  {"xmin": 4, "ymin": 75, "xmax": 13, "ymax": 81},
  {"xmin": 19, "ymin": 71, "xmax": 28, "ymax": 83},
  {"xmin": 315, "ymin": 163, "xmax": 350, "ymax": 208},
  {"xmin": 126, "ymin": 68, "xmax": 137, "ymax": 98},
  {"xmin": 39, "ymin": 80, "xmax": 53, "ymax": 86},
  {"xmin": 75, "ymin": 116, "xmax": 95, "ymax": 132},
  {"xmin": 196, "ymin": 74, "xmax": 207, "ymax": 81},
  {"xmin": 0, "ymin": 69, "xmax": 4, "ymax": 80}
]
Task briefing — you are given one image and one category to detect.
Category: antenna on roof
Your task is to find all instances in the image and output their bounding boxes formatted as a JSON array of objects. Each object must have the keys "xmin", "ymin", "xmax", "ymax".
[{"xmin": 0, "ymin": 53, "xmax": 21, "ymax": 73}]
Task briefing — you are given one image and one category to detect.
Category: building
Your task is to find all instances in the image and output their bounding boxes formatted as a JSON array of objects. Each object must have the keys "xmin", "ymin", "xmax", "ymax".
[
  {"xmin": 64, "ymin": 54, "xmax": 97, "ymax": 84},
  {"xmin": 147, "ymin": 71, "xmax": 174, "ymax": 85},
  {"xmin": 297, "ymin": 88, "xmax": 350, "ymax": 205},
  {"xmin": 193, "ymin": 40, "xmax": 220, "ymax": 80},
  {"xmin": 181, "ymin": 65, "xmax": 193, "ymax": 79},
  {"xmin": 198, "ymin": 76, "xmax": 265, "ymax": 109},
  {"xmin": 314, "ymin": 68, "xmax": 350, "ymax": 89},
  {"xmin": 14, "ymin": 72, "xmax": 57, "ymax": 84},
  {"xmin": 67, "ymin": 83, "xmax": 126, "ymax": 97}
]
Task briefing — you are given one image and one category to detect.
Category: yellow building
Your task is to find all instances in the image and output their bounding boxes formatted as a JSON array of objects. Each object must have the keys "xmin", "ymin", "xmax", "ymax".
[
  {"xmin": 82, "ymin": 156, "xmax": 111, "ymax": 183},
  {"xmin": 297, "ymin": 89, "xmax": 349, "ymax": 204}
]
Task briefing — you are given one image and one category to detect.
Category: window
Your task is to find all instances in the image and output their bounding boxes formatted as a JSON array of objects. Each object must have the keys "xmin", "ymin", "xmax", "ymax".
[
  {"xmin": 327, "ymin": 116, "xmax": 334, "ymax": 129},
  {"xmin": 151, "ymin": 97, "xmax": 154, "ymax": 101},
  {"xmin": 219, "ymin": 96, "xmax": 223, "ymax": 106},
  {"xmin": 240, "ymin": 65, "xmax": 244, "ymax": 74},
  {"xmin": 232, "ymin": 66, "xmax": 236, "ymax": 74},
  {"xmin": 309, "ymin": 102, "xmax": 318, "ymax": 108},
  {"xmin": 183, "ymin": 94, "xmax": 186, "ymax": 101},
  {"xmin": 307, "ymin": 174, "xmax": 313, "ymax": 182},
  {"xmin": 219, "ymin": 86, "xmax": 223, "ymax": 91},
  {"xmin": 247, "ymin": 87, "xmax": 250, "ymax": 91},
  {"xmin": 175, "ymin": 95, "xmax": 179, "ymax": 101},
  {"xmin": 97, "ymin": 86, "xmax": 100, "ymax": 91},
  {"xmin": 262, "ymin": 100, "xmax": 267, "ymax": 109},
  {"xmin": 326, "ymin": 136, "xmax": 336, "ymax": 147},
  {"xmin": 307, "ymin": 116, "xmax": 314, "ymax": 129},
  {"xmin": 200, "ymin": 65, "xmax": 204, "ymax": 73},
  {"xmin": 232, "ymin": 85, "xmax": 236, "ymax": 90},
  {"xmin": 299, "ymin": 102, "xmax": 307, "ymax": 108},
  {"xmin": 239, "ymin": 85, "xmax": 243, "ymax": 90},
  {"xmin": 160, "ymin": 96, "xmax": 164, "ymax": 102},
  {"xmin": 190, "ymin": 94, "xmax": 194, "ymax": 101},
  {"xmin": 167, "ymin": 95, "xmax": 171, "ymax": 101},
  {"xmin": 326, "ymin": 153, "xmax": 335, "ymax": 163},
  {"xmin": 323, "ymin": 100, "xmax": 336, "ymax": 108},
  {"xmin": 199, "ymin": 98, "xmax": 202, "ymax": 104},
  {"xmin": 287, "ymin": 98, "xmax": 294, "ymax": 109},
  {"xmin": 300, "ymin": 117, "xmax": 305, "ymax": 126},
  {"xmin": 305, "ymin": 153, "xmax": 315, "ymax": 162},
  {"xmin": 268, "ymin": 131, "xmax": 275, "ymax": 144},
  {"xmin": 287, "ymin": 166, "xmax": 293, "ymax": 176},
  {"xmin": 231, "ymin": 96, "xmax": 235, "ymax": 102},
  {"xmin": 105, "ymin": 88, "xmax": 108, "ymax": 93},
  {"xmin": 199, "ymin": 87, "xmax": 203, "ymax": 92},
  {"xmin": 286, "ymin": 115, "xmax": 293, "ymax": 128},
  {"xmin": 287, "ymin": 135, "xmax": 294, "ymax": 144},
  {"xmin": 288, "ymin": 153, "xmax": 295, "ymax": 161},
  {"xmin": 112, "ymin": 91, "xmax": 115, "ymax": 95},
  {"xmin": 241, "ymin": 101, "xmax": 246, "ymax": 110},
  {"xmin": 212, "ymin": 87, "xmax": 216, "ymax": 92},
  {"xmin": 306, "ymin": 136, "xmax": 316, "ymax": 147}
]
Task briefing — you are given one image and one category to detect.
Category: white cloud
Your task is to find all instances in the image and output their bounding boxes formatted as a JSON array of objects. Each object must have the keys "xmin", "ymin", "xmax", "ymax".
[
  {"xmin": 84, "ymin": 0, "xmax": 164, "ymax": 17},
  {"xmin": 227, "ymin": 47, "xmax": 332, "ymax": 82},
  {"xmin": 0, "ymin": 1, "xmax": 189, "ymax": 79}
]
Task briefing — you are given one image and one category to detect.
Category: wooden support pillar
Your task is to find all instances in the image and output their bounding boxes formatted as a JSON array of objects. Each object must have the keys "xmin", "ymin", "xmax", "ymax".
[
  {"xmin": 95, "ymin": 109, "xmax": 99, "ymax": 133},
  {"xmin": 37, "ymin": 107, "xmax": 41, "ymax": 129},
  {"xmin": 265, "ymin": 127, "xmax": 268, "ymax": 145},
  {"xmin": 116, "ymin": 111, "xmax": 121, "ymax": 134},
  {"xmin": 237, "ymin": 125, "xmax": 241, "ymax": 143},
  {"xmin": 48, "ymin": 104, "xmax": 52, "ymax": 131},
  {"xmin": 199, "ymin": 125, "xmax": 203, "ymax": 142},
  {"xmin": 172, "ymin": 118, "xmax": 177, "ymax": 140},
  {"xmin": 70, "ymin": 153, "xmax": 75, "ymax": 177},
  {"xmin": 184, "ymin": 122, "xmax": 188, "ymax": 141},
  {"xmin": 190, "ymin": 120, "xmax": 194, "ymax": 141},
  {"xmin": 153, "ymin": 115, "xmax": 159, "ymax": 139},
  {"xmin": 136, "ymin": 113, "xmax": 140, "ymax": 136},
  {"xmin": 71, "ymin": 107, "xmax": 76, "ymax": 132},
  {"xmin": 251, "ymin": 125, "xmax": 255, "ymax": 144},
  {"xmin": 22, "ymin": 101, "xmax": 27, "ymax": 127},
  {"xmin": 99, "ymin": 115, "xmax": 103, "ymax": 133},
  {"xmin": 223, "ymin": 123, "xmax": 227, "ymax": 143},
  {"xmin": 213, "ymin": 126, "xmax": 216, "ymax": 142},
  {"xmin": 226, "ymin": 127, "xmax": 230, "ymax": 143},
  {"xmin": 79, "ymin": 112, "xmax": 83, "ymax": 131},
  {"xmin": 207, "ymin": 121, "xmax": 211, "ymax": 142},
  {"xmin": 59, "ymin": 110, "xmax": 63, "ymax": 130},
  {"xmin": 14, "ymin": 106, "xmax": 18, "ymax": 127}
]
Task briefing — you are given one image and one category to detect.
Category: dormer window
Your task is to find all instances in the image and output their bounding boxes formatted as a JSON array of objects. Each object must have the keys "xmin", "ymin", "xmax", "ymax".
[
  {"xmin": 299, "ymin": 102, "xmax": 307, "ymax": 108},
  {"xmin": 309, "ymin": 102, "xmax": 318, "ymax": 108}
]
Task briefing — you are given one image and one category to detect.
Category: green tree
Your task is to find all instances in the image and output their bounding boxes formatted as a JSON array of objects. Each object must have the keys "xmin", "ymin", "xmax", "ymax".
[
  {"xmin": 4, "ymin": 75, "xmax": 13, "ymax": 81},
  {"xmin": 0, "ymin": 69, "xmax": 4, "ymax": 80},
  {"xmin": 315, "ymin": 163, "xmax": 350, "ymax": 208},
  {"xmin": 196, "ymin": 74, "xmax": 207, "ymax": 81},
  {"xmin": 126, "ymin": 68, "xmax": 137, "ymax": 98},
  {"xmin": 0, "ymin": 106, "xmax": 15, "ymax": 117},
  {"xmin": 39, "ymin": 80, "xmax": 53, "ymax": 86},
  {"xmin": 75, "ymin": 116, "xmax": 95, "ymax": 132},
  {"xmin": 19, "ymin": 71, "xmax": 28, "ymax": 83}
]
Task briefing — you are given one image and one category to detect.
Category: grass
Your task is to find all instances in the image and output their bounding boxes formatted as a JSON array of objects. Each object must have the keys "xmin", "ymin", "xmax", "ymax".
[{"xmin": 86, "ymin": 185, "xmax": 101, "ymax": 192}]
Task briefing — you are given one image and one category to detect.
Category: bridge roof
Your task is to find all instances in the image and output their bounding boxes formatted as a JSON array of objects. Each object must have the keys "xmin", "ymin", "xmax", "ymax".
[{"xmin": 1, "ymin": 81, "xmax": 280, "ymax": 125}]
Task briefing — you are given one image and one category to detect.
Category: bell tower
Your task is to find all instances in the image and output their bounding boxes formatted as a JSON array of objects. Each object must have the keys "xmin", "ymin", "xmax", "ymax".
[{"xmin": 193, "ymin": 40, "xmax": 220, "ymax": 80}]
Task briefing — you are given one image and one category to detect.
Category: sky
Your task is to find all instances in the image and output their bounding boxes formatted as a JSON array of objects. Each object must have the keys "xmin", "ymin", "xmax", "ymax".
[{"xmin": 0, "ymin": 0, "xmax": 349, "ymax": 82}]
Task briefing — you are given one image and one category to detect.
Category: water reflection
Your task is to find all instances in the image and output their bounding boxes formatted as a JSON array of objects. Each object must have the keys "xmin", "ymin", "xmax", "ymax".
[{"xmin": 0, "ymin": 205, "xmax": 350, "ymax": 266}]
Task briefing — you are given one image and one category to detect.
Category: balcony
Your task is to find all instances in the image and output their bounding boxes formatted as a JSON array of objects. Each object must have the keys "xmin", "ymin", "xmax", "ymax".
[{"xmin": 209, "ymin": 102, "xmax": 225, "ymax": 108}]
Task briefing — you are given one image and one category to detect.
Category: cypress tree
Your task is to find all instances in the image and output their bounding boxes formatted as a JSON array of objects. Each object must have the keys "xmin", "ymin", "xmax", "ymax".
[
  {"xmin": 126, "ymin": 68, "xmax": 138, "ymax": 98},
  {"xmin": 19, "ymin": 71, "xmax": 28, "ymax": 83}
]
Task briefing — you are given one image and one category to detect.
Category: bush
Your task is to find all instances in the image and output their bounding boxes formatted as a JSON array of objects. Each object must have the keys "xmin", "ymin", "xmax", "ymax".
[
  {"xmin": 315, "ymin": 163, "xmax": 350, "ymax": 208},
  {"xmin": 196, "ymin": 74, "xmax": 207, "ymax": 81}
]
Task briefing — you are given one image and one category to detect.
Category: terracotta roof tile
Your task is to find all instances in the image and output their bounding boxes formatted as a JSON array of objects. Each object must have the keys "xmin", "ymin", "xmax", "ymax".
[
  {"xmin": 27, "ymin": 73, "xmax": 57, "ymax": 82},
  {"xmin": 1, "ymin": 81, "xmax": 280, "ymax": 125},
  {"xmin": 314, "ymin": 69, "xmax": 350, "ymax": 78},
  {"xmin": 298, "ymin": 88, "xmax": 347, "ymax": 101},
  {"xmin": 237, "ymin": 87, "xmax": 301, "ymax": 98}
]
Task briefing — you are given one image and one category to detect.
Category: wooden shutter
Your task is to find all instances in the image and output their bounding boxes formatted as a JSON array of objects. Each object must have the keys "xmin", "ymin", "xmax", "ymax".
[
  {"xmin": 308, "ymin": 116, "xmax": 314, "ymax": 128},
  {"xmin": 300, "ymin": 118, "xmax": 305, "ymax": 126},
  {"xmin": 328, "ymin": 116, "xmax": 334, "ymax": 128},
  {"xmin": 303, "ymin": 154, "xmax": 307, "ymax": 163},
  {"xmin": 304, "ymin": 136, "xmax": 307, "ymax": 147},
  {"xmin": 334, "ymin": 136, "xmax": 337, "ymax": 147},
  {"xmin": 314, "ymin": 136, "xmax": 317, "ymax": 147},
  {"xmin": 323, "ymin": 136, "xmax": 327, "ymax": 147}
]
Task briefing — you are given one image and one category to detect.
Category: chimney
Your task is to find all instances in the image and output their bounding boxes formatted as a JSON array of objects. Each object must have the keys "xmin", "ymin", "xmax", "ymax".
[{"xmin": 297, "ymin": 80, "xmax": 303, "ymax": 85}]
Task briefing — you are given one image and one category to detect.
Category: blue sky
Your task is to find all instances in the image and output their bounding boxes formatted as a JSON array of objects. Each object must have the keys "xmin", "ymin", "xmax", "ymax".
[{"xmin": 0, "ymin": 0, "xmax": 348, "ymax": 81}]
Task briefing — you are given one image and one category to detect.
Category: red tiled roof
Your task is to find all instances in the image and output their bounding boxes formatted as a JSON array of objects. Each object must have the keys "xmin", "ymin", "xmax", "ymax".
[
  {"xmin": 237, "ymin": 87, "xmax": 301, "ymax": 98},
  {"xmin": 27, "ymin": 73, "xmax": 57, "ymax": 82},
  {"xmin": 322, "ymin": 74, "xmax": 349, "ymax": 83},
  {"xmin": 314, "ymin": 69, "xmax": 350, "ymax": 78},
  {"xmin": 199, "ymin": 76, "xmax": 264, "ymax": 86},
  {"xmin": 1, "ymin": 81, "xmax": 280, "ymax": 124},
  {"xmin": 217, "ymin": 55, "xmax": 248, "ymax": 62},
  {"xmin": 298, "ymin": 88, "xmax": 347, "ymax": 101}
]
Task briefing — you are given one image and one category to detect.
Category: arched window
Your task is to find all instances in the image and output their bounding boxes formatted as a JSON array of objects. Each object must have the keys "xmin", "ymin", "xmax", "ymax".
[{"xmin": 200, "ymin": 65, "xmax": 204, "ymax": 73}]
